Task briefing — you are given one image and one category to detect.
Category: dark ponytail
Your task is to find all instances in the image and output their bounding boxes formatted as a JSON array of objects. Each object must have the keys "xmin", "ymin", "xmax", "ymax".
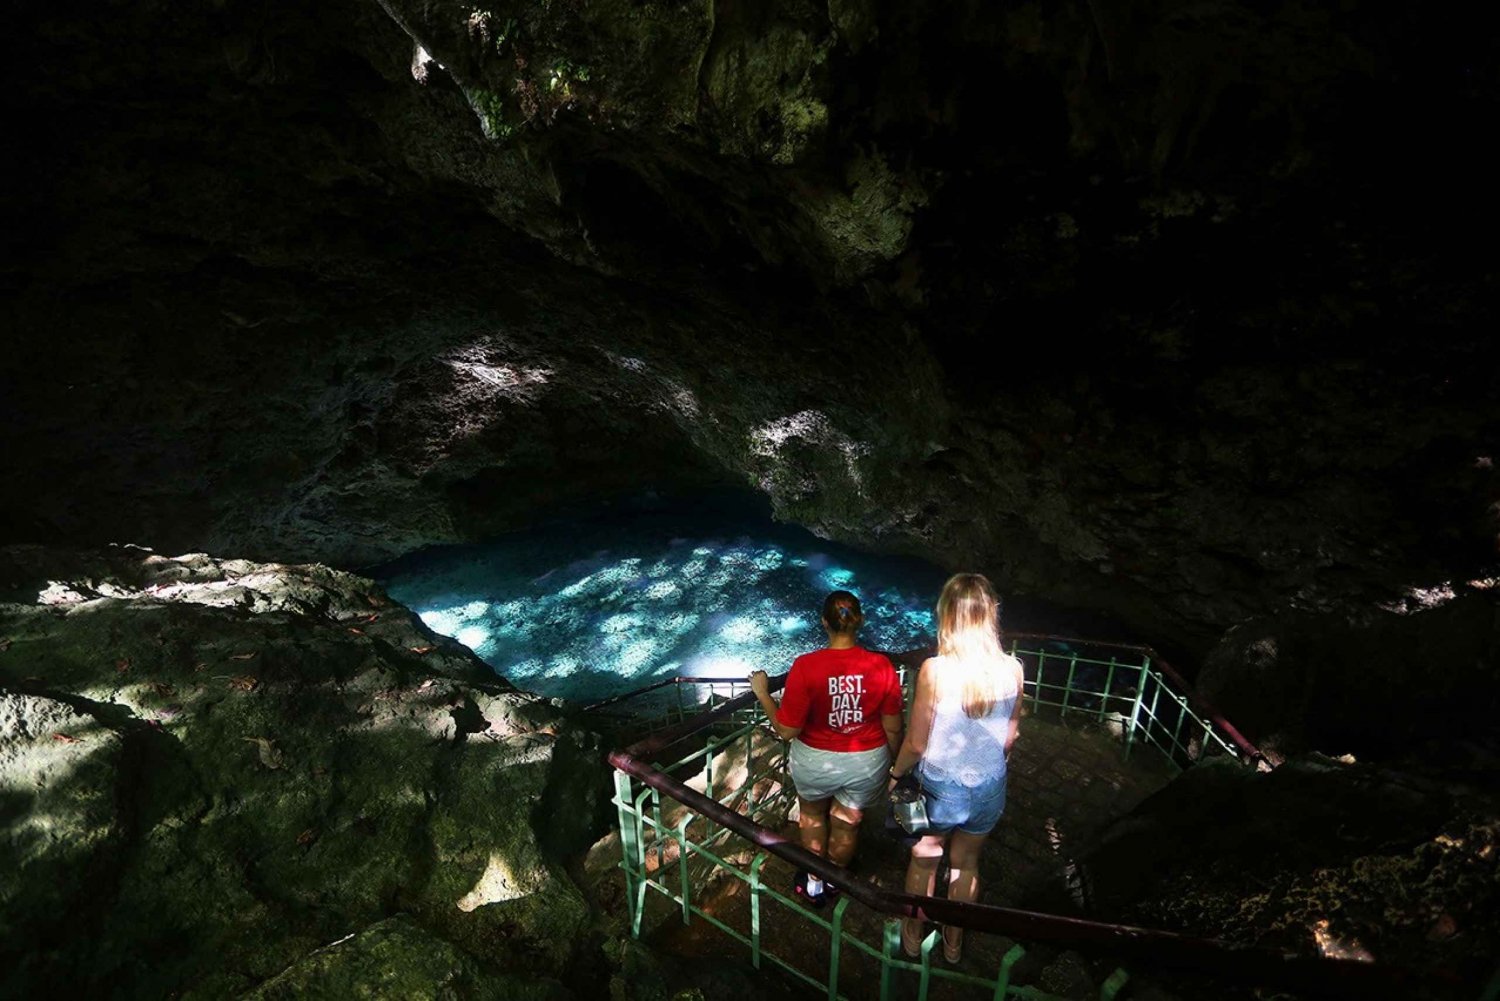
[{"xmin": 821, "ymin": 590, "xmax": 863, "ymax": 635}]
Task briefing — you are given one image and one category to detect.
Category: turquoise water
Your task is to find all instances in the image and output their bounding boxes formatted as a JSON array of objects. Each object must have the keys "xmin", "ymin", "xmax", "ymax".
[{"xmin": 373, "ymin": 498, "xmax": 951, "ymax": 703}]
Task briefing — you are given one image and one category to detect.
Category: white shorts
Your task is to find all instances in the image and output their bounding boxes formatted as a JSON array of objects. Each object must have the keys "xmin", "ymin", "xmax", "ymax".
[{"xmin": 789, "ymin": 741, "xmax": 891, "ymax": 810}]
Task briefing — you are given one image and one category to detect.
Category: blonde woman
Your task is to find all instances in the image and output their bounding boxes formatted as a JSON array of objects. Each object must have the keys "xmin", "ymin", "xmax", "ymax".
[{"xmin": 888, "ymin": 573, "xmax": 1024, "ymax": 961}]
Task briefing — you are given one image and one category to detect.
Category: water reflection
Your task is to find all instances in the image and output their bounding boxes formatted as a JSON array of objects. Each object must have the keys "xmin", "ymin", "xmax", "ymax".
[{"xmin": 374, "ymin": 504, "xmax": 945, "ymax": 702}]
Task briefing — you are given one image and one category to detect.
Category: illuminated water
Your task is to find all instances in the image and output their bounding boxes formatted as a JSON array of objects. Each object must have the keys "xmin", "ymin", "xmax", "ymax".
[{"xmin": 373, "ymin": 498, "xmax": 951, "ymax": 703}]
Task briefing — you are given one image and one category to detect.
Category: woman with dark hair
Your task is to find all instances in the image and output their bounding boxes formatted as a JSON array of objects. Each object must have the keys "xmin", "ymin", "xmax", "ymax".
[
  {"xmin": 888, "ymin": 573, "xmax": 1023, "ymax": 961},
  {"xmin": 750, "ymin": 590, "xmax": 904, "ymax": 905}
]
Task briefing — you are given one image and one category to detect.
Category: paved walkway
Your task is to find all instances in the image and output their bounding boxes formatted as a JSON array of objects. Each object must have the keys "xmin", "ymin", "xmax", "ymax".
[{"xmin": 619, "ymin": 709, "xmax": 1182, "ymax": 999}]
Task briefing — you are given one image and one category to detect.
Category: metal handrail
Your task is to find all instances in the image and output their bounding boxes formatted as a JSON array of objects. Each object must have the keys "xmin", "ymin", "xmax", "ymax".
[{"xmin": 609, "ymin": 682, "xmax": 1462, "ymax": 999}]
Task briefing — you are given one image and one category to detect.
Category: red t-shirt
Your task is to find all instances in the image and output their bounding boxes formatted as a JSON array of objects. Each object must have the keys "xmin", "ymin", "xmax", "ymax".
[{"xmin": 777, "ymin": 646, "xmax": 903, "ymax": 752}]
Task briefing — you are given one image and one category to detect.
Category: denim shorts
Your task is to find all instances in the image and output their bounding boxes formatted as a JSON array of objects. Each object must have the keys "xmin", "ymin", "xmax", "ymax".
[{"xmin": 918, "ymin": 767, "xmax": 1007, "ymax": 835}]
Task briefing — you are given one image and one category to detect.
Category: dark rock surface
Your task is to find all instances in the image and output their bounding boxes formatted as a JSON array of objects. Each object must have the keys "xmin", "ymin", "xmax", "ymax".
[
  {"xmin": 4, "ymin": 1, "xmax": 1497, "ymax": 661},
  {"xmin": 1198, "ymin": 588, "xmax": 1500, "ymax": 756},
  {"xmin": 0, "ymin": 545, "xmax": 614, "ymax": 998},
  {"xmin": 1078, "ymin": 754, "xmax": 1500, "ymax": 994}
]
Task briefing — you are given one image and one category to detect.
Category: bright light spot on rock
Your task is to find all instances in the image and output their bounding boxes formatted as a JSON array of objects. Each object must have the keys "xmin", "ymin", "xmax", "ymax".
[
  {"xmin": 778, "ymin": 616, "xmax": 807, "ymax": 633},
  {"xmin": 1379, "ymin": 581, "xmax": 1464, "ymax": 614},
  {"xmin": 607, "ymin": 352, "xmax": 647, "ymax": 373},
  {"xmin": 456, "ymin": 853, "xmax": 538, "ymax": 911},
  {"xmin": 749, "ymin": 410, "xmax": 873, "ymax": 491},
  {"xmin": 1310, "ymin": 919, "xmax": 1373, "ymax": 962}
]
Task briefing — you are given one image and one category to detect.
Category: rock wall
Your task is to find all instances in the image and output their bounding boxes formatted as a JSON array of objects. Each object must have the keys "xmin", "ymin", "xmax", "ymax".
[
  {"xmin": 4, "ymin": 1, "xmax": 1497, "ymax": 663},
  {"xmin": 0, "ymin": 546, "xmax": 613, "ymax": 998}
]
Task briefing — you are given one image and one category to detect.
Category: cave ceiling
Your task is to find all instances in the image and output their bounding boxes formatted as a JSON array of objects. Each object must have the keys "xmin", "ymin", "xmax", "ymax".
[{"xmin": 3, "ymin": 0, "xmax": 1497, "ymax": 653}]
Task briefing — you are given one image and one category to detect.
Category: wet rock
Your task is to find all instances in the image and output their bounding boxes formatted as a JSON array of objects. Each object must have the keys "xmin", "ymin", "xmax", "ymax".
[
  {"xmin": 0, "ymin": 693, "xmax": 122, "ymax": 951},
  {"xmin": 1077, "ymin": 755, "xmax": 1500, "ymax": 986},
  {"xmin": 242, "ymin": 914, "xmax": 571, "ymax": 1000},
  {"xmin": 0, "ymin": 546, "xmax": 609, "ymax": 999}
]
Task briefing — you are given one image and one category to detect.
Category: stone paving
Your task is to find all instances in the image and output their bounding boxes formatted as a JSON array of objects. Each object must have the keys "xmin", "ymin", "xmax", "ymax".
[{"xmin": 622, "ymin": 707, "xmax": 1184, "ymax": 999}]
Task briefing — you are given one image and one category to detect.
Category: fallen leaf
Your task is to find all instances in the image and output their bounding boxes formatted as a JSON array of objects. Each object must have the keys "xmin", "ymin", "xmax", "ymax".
[
  {"xmin": 51, "ymin": 732, "xmax": 81, "ymax": 744},
  {"xmin": 0, "ymin": 638, "xmax": 12, "ymax": 652},
  {"xmin": 192, "ymin": 661, "xmax": 207, "ymax": 672},
  {"xmin": 229, "ymin": 652, "xmax": 257, "ymax": 661},
  {"xmin": 115, "ymin": 658, "xmax": 131, "ymax": 673},
  {"xmin": 149, "ymin": 682, "xmax": 176, "ymax": 698},
  {"xmin": 363, "ymin": 613, "xmax": 379, "ymax": 623},
  {"xmin": 227, "ymin": 676, "xmax": 258, "ymax": 692},
  {"xmin": 409, "ymin": 645, "xmax": 437, "ymax": 655},
  {"xmin": 242, "ymin": 736, "xmax": 285, "ymax": 770},
  {"xmin": 417, "ymin": 678, "xmax": 436, "ymax": 692},
  {"xmin": 347, "ymin": 627, "xmax": 365, "ymax": 636},
  {"xmin": 296, "ymin": 828, "xmax": 317, "ymax": 846}
]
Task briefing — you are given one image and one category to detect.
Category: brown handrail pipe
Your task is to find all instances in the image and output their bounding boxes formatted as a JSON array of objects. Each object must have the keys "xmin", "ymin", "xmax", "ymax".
[{"xmin": 610, "ymin": 737, "xmax": 1461, "ymax": 1000}]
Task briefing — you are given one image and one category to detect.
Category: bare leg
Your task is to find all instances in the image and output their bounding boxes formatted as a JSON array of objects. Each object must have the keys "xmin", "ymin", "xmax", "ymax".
[
  {"xmin": 797, "ymin": 796, "xmax": 831, "ymax": 857},
  {"xmin": 827, "ymin": 800, "xmax": 864, "ymax": 866},
  {"xmin": 942, "ymin": 829, "xmax": 989, "ymax": 959},
  {"xmin": 902, "ymin": 834, "xmax": 949, "ymax": 953}
]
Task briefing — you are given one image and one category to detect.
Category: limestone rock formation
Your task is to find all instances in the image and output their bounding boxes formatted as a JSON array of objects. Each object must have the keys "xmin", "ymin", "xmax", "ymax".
[
  {"xmin": 5, "ymin": 2, "xmax": 1496, "ymax": 660},
  {"xmin": 0, "ymin": 546, "xmax": 607, "ymax": 998}
]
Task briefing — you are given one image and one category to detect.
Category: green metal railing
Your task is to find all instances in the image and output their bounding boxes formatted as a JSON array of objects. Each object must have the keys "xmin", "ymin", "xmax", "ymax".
[
  {"xmin": 613, "ymin": 713, "xmax": 1133, "ymax": 1001},
  {"xmin": 1004, "ymin": 633, "xmax": 1258, "ymax": 771},
  {"xmin": 606, "ymin": 635, "xmax": 1450, "ymax": 999}
]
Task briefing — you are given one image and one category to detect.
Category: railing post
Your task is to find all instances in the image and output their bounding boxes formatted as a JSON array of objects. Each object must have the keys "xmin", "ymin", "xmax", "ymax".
[
  {"xmin": 916, "ymin": 928, "xmax": 939, "ymax": 1001},
  {"xmin": 880, "ymin": 921, "xmax": 900, "ymax": 1001},
  {"xmin": 613, "ymin": 769, "xmax": 643, "ymax": 937},
  {"xmin": 631, "ymin": 785, "xmax": 654, "ymax": 937},
  {"xmin": 749, "ymin": 853, "xmax": 767, "ymax": 970},
  {"xmin": 1100, "ymin": 968, "xmax": 1130, "ymax": 999},
  {"xmin": 1100, "ymin": 656, "xmax": 1117, "ymax": 722},
  {"xmin": 676, "ymin": 812, "xmax": 694, "ymax": 924},
  {"xmin": 1034, "ymin": 651, "xmax": 1047, "ymax": 713},
  {"xmin": 992, "ymin": 944, "xmax": 1024, "ymax": 1000},
  {"xmin": 1169, "ymin": 691, "xmax": 1191, "ymax": 763},
  {"xmin": 827, "ymin": 895, "xmax": 849, "ymax": 1001},
  {"xmin": 1125, "ymin": 656, "xmax": 1149, "ymax": 761},
  {"xmin": 1062, "ymin": 652, "xmax": 1079, "ymax": 716}
]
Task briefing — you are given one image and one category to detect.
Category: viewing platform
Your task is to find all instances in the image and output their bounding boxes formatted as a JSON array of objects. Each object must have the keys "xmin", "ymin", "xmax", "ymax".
[{"xmin": 586, "ymin": 636, "xmax": 1455, "ymax": 1000}]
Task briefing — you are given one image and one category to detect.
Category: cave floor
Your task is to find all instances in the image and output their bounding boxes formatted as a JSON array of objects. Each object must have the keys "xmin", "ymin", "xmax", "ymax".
[{"xmin": 615, "ymin": 714, "xmax": 1181, "ymax": 999}]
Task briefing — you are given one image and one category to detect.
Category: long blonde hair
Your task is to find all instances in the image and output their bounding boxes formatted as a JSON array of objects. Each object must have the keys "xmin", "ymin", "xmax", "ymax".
[{"xmin": 935, "ymin": 573, "xmax": 1007, "ymax": 719}]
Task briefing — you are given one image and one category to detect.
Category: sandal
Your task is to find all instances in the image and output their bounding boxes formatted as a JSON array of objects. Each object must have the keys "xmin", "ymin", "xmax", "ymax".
[
  {"xmin": 793, "ymin": 870, "xmax": 826, "ymax": 910},
  {"xmin": 900, "ymin": 918, "xmax": 924, "ymax": 958},
  {"xmin": 941, "ymin": 925, "xmax": 962, "ymax": 963}
]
